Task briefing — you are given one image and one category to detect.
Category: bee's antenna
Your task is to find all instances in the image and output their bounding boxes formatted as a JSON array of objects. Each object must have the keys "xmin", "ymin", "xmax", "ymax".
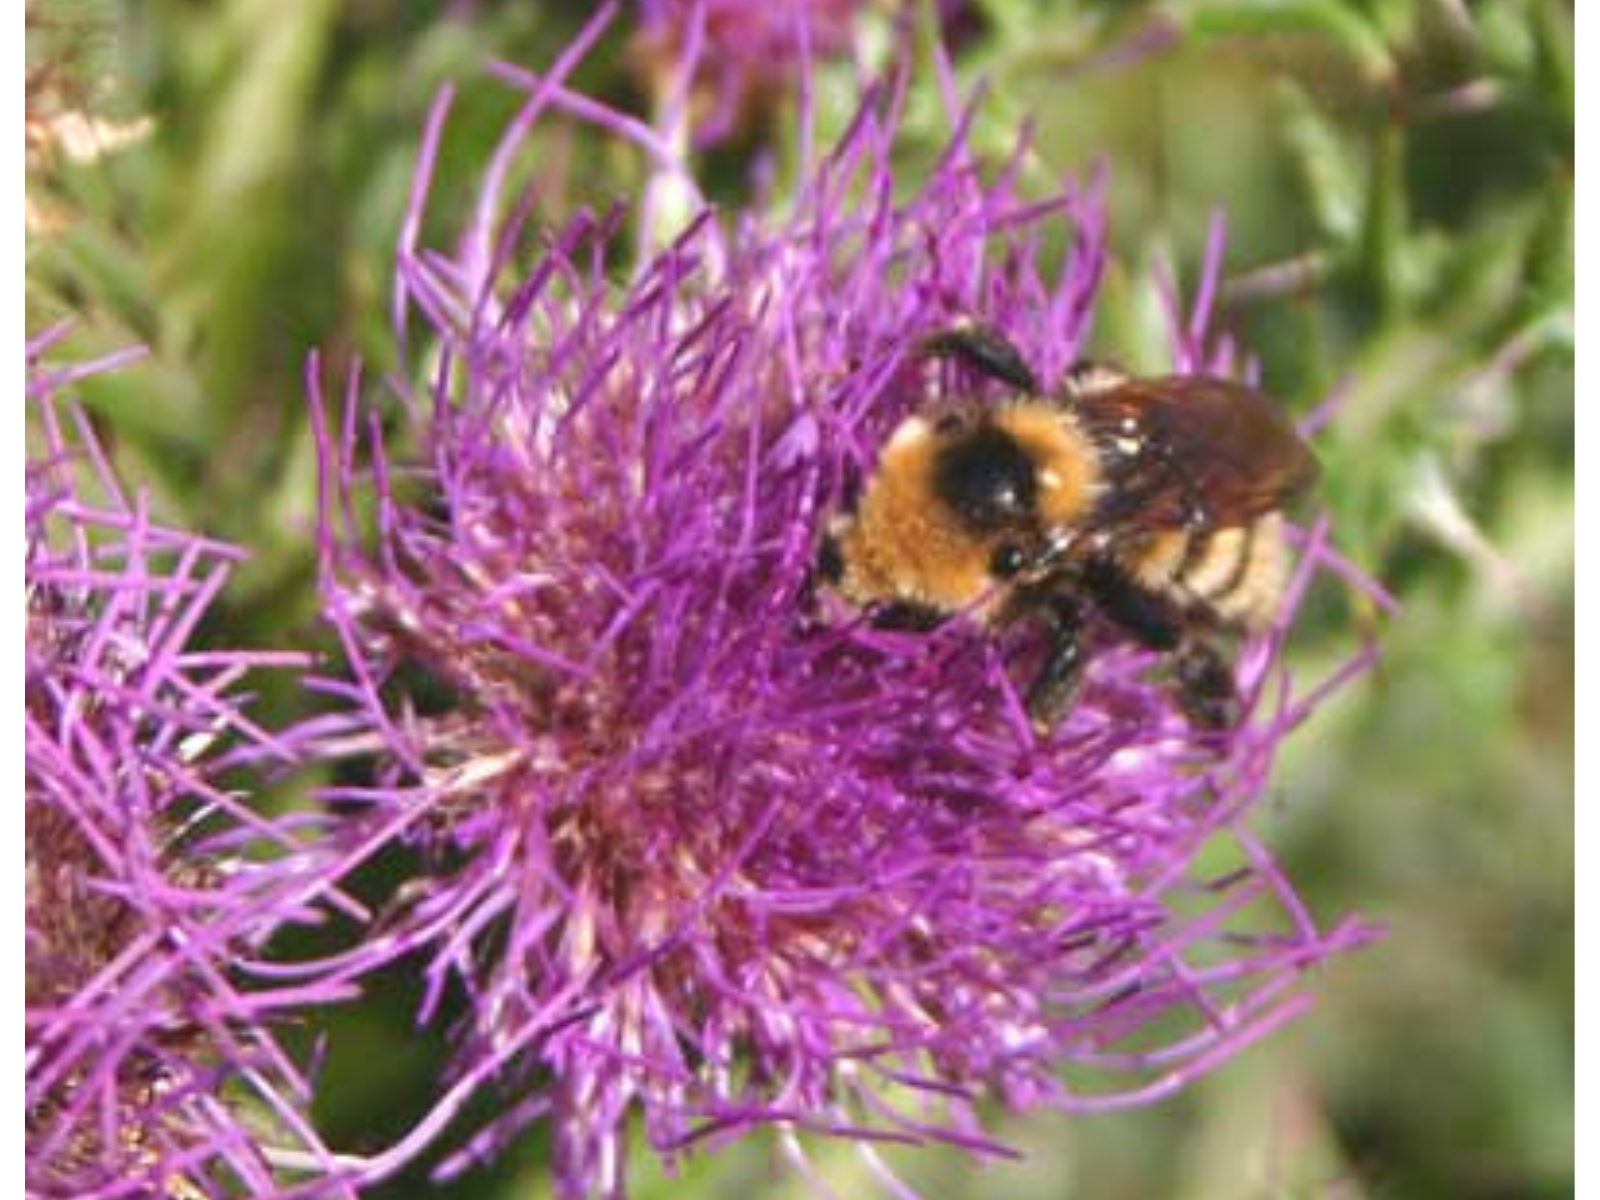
[{"xmin": 916, "ymin": 322, "xmax": 1039, "ymax": 395}]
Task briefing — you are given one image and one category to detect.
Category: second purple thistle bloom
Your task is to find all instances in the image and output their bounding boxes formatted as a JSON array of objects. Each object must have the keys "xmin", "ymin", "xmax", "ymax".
[
  {"xmin": 26, "ymin": 334, "xmax": 358, "ymax": 1200},
  {"xmin": 307, "ymin": 54, "xmax": 1376, "ymax": 1200}
]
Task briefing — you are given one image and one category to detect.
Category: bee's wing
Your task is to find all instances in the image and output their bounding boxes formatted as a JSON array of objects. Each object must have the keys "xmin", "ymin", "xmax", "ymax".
[{"xmin": 1071, "ymin": 375, "xmax": 1319, "ymax": 530}]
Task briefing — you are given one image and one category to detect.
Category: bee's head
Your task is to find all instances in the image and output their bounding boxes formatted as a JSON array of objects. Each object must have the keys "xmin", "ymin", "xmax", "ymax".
[
  {"xmin": 928, "ymin": 416, "xmax": 1039, "ymax": 533},
  {"xmin": 929, "ymin": 401, "xmax": 1102, "ymax": 572},
  {"xmin": 816, "ymin": 400, "xmax": 1100, "ymax": 614}
]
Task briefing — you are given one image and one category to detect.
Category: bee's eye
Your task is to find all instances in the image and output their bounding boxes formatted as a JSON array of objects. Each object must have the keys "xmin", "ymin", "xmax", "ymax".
[
  {"xmin": 990, "ymin": 543, "xmax": 1028, "ymax": 578},
  {"xmin": 934, "ymin": 413, "xmax": 964, "ymax": 435}
]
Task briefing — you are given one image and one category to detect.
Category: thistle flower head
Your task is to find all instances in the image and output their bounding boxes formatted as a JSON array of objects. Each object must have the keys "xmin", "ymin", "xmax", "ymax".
[
  {"xmin": 311, "ymin": 51, "xmax": 1378, "ymax": 1198},
  {"xmin": 632, "ymin": 0, "xmax": 869, "ymax": 144},
  {"xmin": 25, "ymin": 332, "xmax": 356, "ymax": 1200}
]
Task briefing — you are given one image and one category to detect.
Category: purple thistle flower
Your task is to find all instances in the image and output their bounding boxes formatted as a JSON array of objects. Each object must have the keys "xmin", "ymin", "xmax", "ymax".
[
  {"xmin": 25, "ymin": 330, "xmax": 360, "ymax": 1200},
  {"xmin": 631, "ymin": 0, "xmax": 873, "ymax": 145},
  {"xmin": 307, "ymin": 38, "xmax": 1383, "ymax": 1198}
]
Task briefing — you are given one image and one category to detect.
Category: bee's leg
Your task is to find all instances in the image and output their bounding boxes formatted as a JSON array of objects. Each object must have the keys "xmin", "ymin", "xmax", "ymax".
[
  {"xmin": 1172, "ymin": 639, "xmax": 1239, "ymax": 730},
  {"xmin": 869, "ymin": 600, "xmax": 946, "ymax": 632},
  {"xmin": 1080, "ymin": 559, "xmax": 1240, "ymax": 729},
  {"xmin": 1027, "ymin": 597, "xmax": 1088, "ymax": 735},
  {"xmin": 794, "ymin": 530, "xmax": 844, "ymax": 621},
  {"xmin": 815, "ymin": 531, "xmax": 845, "ymax": 585},
  {"xmin": 999, "ymin": 586, "xmax": 1085, "ymax": 734},
  {"xmin": 1079, "ymin": 559, "xmax": 1183, "ymax": 651},
  {"xmin": 916, "ymin": 323, "xmax": 1039, "ymax": 394}
]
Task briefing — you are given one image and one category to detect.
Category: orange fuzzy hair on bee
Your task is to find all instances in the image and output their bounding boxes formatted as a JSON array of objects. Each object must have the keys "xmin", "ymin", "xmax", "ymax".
[{"xmin": 829, "ymin": 400, "xmax": 1101, "ymax": 619}]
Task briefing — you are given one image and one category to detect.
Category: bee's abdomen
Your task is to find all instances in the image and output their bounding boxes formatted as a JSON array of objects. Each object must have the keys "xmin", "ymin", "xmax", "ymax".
[{"xmin": 1126, "ymin": 514, "xmax": 1290, "ymax": 633}]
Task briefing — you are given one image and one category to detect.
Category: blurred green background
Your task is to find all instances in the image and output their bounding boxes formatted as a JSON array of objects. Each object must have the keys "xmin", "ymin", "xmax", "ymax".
[{"xmin": 27, "ymin": 0, "xmax": 1572, "ymax": 1197}]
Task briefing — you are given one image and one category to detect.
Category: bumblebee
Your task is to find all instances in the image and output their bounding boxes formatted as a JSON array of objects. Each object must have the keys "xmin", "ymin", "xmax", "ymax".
[{"xmin": 818, "ymin": 323, "xmax": 1319, "ymax": 732}]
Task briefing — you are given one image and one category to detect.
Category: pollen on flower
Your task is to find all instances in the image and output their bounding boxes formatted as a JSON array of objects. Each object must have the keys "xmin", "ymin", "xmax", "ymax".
[{"xmin": 306, "ymin": 37, "xmax": 1380, "ymax": 1199}]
